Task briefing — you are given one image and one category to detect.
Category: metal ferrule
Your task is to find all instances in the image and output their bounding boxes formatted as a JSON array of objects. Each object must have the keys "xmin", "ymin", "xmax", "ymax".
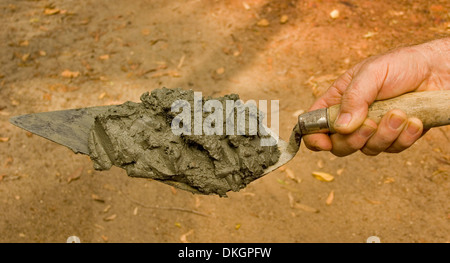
[{"xmin": 297, "ymin": 108, "xmax": 330, "ymax": 135}]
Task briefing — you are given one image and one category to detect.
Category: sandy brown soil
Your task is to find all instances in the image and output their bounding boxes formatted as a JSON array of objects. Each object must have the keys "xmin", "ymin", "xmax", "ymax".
[{"xmin": 0, "ymin": 0, "xmax": 449, "ymax": 243}]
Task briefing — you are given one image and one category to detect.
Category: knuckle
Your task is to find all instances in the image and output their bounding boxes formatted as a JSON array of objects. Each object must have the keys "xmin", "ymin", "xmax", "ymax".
[
  {"xmin": 361, "ymin": 147, "xmax": 380, "ymax": 156},
  {"xmin": 371, "ymin": 128, "xmax": 398, "ymax": 147},
  {"xmin": 304, "ymin": 137, "xmax": 322, "ymax": 151},
  {"xmin": 384, "ymin": 147, "xmax": 402, "ymax": 153},
  {"xmin": 342, "ymin": 87, "xmax": 362, "ymax": 103},
  {"xmin": 345, "ymin": 137, "xmax": 366, "ymax": 151}
]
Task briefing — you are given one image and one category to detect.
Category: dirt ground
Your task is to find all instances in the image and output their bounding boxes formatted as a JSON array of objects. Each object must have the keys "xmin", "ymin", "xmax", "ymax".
[{"xmin": 0, "ymin": 0, "xmax": 449, "ymax": 243}]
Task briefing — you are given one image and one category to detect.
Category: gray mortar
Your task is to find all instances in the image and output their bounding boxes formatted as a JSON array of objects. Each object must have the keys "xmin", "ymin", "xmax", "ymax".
[{"xmin": 88, "ymin": 88, "xmax": 280, "ymax": 197}]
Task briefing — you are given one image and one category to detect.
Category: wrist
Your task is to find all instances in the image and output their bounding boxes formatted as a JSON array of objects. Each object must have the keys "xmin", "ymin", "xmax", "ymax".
[{"xmin": 416, "ymin": 37, "xmax": 450, "ymax": 72}]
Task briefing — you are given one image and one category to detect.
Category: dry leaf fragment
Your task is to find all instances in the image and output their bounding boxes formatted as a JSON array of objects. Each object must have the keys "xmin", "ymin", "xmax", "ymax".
[
  {"xmin": 177, "ymin": 54, "xmax": 185, "ymax": 69},
  {"xmin": 91, "ymin": 194, "xmax": 105, "ymax": 203},
  {"xmin": 19, "ymin": 40, "xmax": 29, "ymax": 47},
  {"xmin": 141, "ymin": 28, "xmax": 151, "ymax": 36},
  {"xmin": 98, "ymin": 92, "xmax": 106, "ymax": 99},
  {"xmin": 150, "ymin": 70, "xmax": 180, "ymax": 78},
  {"xmin": 67, "ymin": 167, "xmax": 83, "ymax": 183},
  {"xmin": 103, "ymin": 214, "xmax": 117, "ymax": 221},
  {"xmin": 330, "ymin": 9, "xmax": 340, "ymax": 19},
  {"xmin": 435, "ymin": 155, "xmax": 450, "ymax": 165},
  {"xmin": 365, "ymin": 198, "xmax": 381, "ymax": 205},
  {"xmin": 99, "ymin": 54, "xmax": 110, "ymax": 60},
  {"xmin": 287, "ymin": 192, "xmax": 295, "ymax": 208},
  {"xmin": 326, "ymin": 190, "xmax": 334, "ymax": 205},
  {"xmin": 0, "ymin": 137, "xmax": 10, "ymax": 142},
  {"xmin": 316, "ymin": 159, "xmax": 324, "ymax": 169},
  {"xmin": 169, "ymin": 71, "xmax": 181, "ymax": 77},
  {"xmin": 103, "ymin": 184, "xmax": 116, "ymax": 191},
  {"xmin": 363, "ymin": 31, "xmax": 378, "ymax": 38},
  {"xmin": 79, "ymin": 18, "xmax": 90, "ymax": 25},
  {"xmin": 101, "ymin": 235, "xmax": 108, "ymax": 242},
  {"xmin": 2, "ymin": 174, "xmax": 20, "ymax": 181},
  {"xmin": 216, "ymin": 67, "xmax": 225, "ymax": 75},
  {"xmin": 277, "ymin": 178, "xmax": 287, "ymax": 185},
  {"xmin": 257, "ymin": 19, "xmax": 270, "ymax": 27},
  {"xmin": 44, "ymin": 8, "xmax": 60, "ymax": 15},
  {"xmin": 133, "ymin": 207, "xmax": 138, "ymax": 215},
  {"xmin": 294, "ymin": 203, "xmax": 319, "ymax": 213},
  {"xmin": 61, "ymin": 70, "xmax": 80, "ymax": 78},
  {"xmin": 336, "ymin": 168, "xmax": 345, "ymax": 176},
  {"xmin": 103, "ymin": 204, "xmax": 111, "ymax": 213},
  {"xmin": 21, "ymin": 53, "xmax": 30, "ymax": 62},
  {"xmin": 285, "ymin": 168, "xmax": 301, "ymax": 183},
  {"xmin": 384, "ymin": 177, "xmax": 395, "ymax": 184},
  {"xmin": 388, "ymin": 10, "xmax": 404, "ymax": 16},
  {"xmin": 285, "ymin": 168, "xmax": 295, "ymax": 179},
  {"xmin": 312, "ymin": 171, "xmax": 335, "ymax": 182},
  {"xmin": 11, "ymin": 99, "xmax": 20, "ymax": 106},
  {"xmin": 180, "ymin": 229, "xmax": 194, "ymax": 243}
]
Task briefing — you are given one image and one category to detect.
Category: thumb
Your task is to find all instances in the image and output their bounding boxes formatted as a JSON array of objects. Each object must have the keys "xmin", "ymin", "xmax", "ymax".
[{"xmin": 334, "ymin": 75, "xmax": 380, "ymax": 134}]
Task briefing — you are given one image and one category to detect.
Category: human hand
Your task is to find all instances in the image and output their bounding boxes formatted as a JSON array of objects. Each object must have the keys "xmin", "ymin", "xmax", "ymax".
[{"xmin": 303, "ymin": 37, "xmax": 450, "ymax": 156}]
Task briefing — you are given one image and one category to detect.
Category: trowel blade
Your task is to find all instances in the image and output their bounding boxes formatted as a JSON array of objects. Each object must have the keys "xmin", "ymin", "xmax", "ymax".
[
  {"xmin": 9, "ymin": 106, "xmax": 300, "ymax": 178},
  {"xmin": 9, "ymin": 106, "xmax": 119, "ymax": 155},
  {"xmin": 260, "ymin": 138, "xmax": 298, "ymax": 176}
]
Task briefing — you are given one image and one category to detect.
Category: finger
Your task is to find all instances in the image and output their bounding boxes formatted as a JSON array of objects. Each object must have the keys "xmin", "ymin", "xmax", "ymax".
[
  {"xmin": 333, "ymin": 61, "xmax": 387, "ymax": 134},
  {"xmin": 385, "ymin": 118, "xmax": 423, "ymax": 153},
  {"xmin": 303, "ymin": 133, "xmax": 332, "ymax": 151},
  {"xmin": 330, "ymin": 118, "xmax": 378, "ymax": 157},
  {"xmin": 302, "ymin": 68, "xmax": 357, "ymax": 152},
  {"xmin": 361, "ymin": 109, "xmax": 407, "ymax": 156},
  {"xmin": 308, "ymin": 68, "xmax": 357, "ymax": 111}
]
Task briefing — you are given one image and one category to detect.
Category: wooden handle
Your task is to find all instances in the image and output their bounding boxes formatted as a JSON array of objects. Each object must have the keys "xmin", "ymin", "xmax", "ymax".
[{"xmin": 327, "ymin": 90, "xmax": 450, "ymax": 133}]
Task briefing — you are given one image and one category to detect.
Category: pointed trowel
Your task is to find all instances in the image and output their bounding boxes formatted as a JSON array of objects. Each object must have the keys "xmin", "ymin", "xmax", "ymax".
[{"xmin": 9, "ymin": 90, "xmax": 450, "ymax": 193}]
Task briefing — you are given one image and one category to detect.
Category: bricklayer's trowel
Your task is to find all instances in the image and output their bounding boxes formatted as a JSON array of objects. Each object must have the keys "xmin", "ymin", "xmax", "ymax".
[{"xmin": 9, "ymin": 91, "xmax": 450, "ymax": 189}]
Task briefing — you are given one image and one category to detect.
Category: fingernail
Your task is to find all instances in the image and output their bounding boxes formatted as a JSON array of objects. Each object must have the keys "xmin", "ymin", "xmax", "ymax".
[
  {"xmin": 335, "ymin": 113, "xmax": 352, "ymax": 128},
  {"xmin": 388, "ymin": 113, "xmax": 405, "ymax": 130},
  {"xmin": 406, "ymin": 120, "xmax": 421, "ymax": 135},
  {"xmin": 359, "ymin": 122, "xmax": 376, "ymax": 138}
]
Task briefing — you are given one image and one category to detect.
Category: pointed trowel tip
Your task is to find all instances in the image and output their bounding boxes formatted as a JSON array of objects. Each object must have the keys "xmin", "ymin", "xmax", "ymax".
[
  {"xmin": 9, "ymin": 114, "xmax": 31, "ymax": 132},
  {"xmin": 6, "ymin": 107, "xmax": 115, "ymax": 155},
  {"xmin": 9, "ymin": 115, "xmax": 23, "ymax": 128}
]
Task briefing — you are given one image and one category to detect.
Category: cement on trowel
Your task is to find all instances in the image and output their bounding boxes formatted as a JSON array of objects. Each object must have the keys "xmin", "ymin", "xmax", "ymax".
[{"xmin": 88, "ymin": 88, "xmax": 280, "ymax": 196}]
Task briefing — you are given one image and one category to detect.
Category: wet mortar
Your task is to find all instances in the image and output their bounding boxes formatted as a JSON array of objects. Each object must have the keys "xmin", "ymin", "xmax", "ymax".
[{"xmin": 88, "ymin": 88, "xmax": 280, "ymax": 197}]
